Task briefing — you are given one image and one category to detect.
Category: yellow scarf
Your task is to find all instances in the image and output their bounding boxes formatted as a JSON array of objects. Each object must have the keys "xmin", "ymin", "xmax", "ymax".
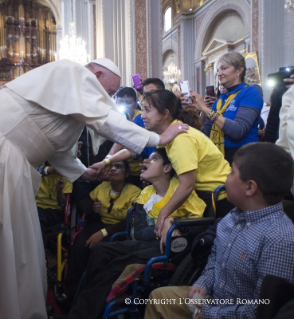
[
  {"xmin": 136, "ymin": 177, "xmax": 206, "ymax": 222},
  {"xmin": 210, "ymin": 91, "xmax": 241, "ymax": 155}
]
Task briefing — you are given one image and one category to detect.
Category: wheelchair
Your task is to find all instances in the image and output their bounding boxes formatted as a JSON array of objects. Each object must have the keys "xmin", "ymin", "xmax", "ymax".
[
  {"xmin": 101, "ymin": 185, "xmax": 228, "ymax": 319},
  {"xmin": 44, "ymin": 193, "xmax": 83, "ymax": 313}
]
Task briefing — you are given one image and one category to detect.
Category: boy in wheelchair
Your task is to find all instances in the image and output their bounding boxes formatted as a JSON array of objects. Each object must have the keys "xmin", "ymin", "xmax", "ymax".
[
  {"xmin": 145, "ymin": 143, "xmax": 294, "ymax": 319},
  {"xmin": 66, "ymin": 148, "xmax": 207, "ymax": 319}
]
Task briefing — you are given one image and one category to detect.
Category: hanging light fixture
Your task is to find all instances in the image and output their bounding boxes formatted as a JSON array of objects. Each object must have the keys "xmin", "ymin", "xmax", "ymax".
[
  {"xmin": 163, "ymin": 61, "xmax": 181, "ymax": 84},
  {"xmin": 285, "ymin": 0, "xmax": 294, "ymax": 12},
  {"xmin": 59, "ymin": 22, "xmax": 89, "ymax": 65},
  {"xmin": 58, "ymin": 0, "xmax": 89, "ymax": 65}
]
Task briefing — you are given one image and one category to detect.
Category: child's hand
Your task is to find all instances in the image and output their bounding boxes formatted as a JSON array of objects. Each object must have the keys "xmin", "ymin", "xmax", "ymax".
[
  {"xmin": 188, "ymin": 286, "xmax": 207, "ymax": 299},
  {"xmin": 89, "ymin": 161, "xmax": 107, "ymax": 174},
  {"xmin": 85, "ymin": 230, "xmax": 104, "ymax": 248},
  {"xmin": 55, "ymin": 178, "xmax": 64, "ymax": 192},
  {"xmin": 93, "ymin": 201, "xmax": 101, "ymax": 214}
]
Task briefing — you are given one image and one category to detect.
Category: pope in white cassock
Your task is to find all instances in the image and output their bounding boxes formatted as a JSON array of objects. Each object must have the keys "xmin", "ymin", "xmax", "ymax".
[{"xmin": 0, "ymin": 58, "xmax": 187, "ymax": 319}]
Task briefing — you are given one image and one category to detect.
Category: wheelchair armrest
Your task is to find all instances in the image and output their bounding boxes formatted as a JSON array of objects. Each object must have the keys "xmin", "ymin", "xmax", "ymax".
[
  {"xmin": 109, "ymin": 205, "xmax": 135, "ymax": 242},
  {"xmin": 173, "ymin": 217, "xmax": 215, "ymax": 226},
  {"xmin": 109, "ymin": 231, "xmax": 129, "ymax": 242}
]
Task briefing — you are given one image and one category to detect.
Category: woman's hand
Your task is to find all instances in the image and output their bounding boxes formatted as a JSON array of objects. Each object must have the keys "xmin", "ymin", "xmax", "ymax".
[
  {"xmin": 158, "ymin": 123, "xmax": 189, "ymax": 145},
  {"xmin": 190, "ymin": 91, "xmax": 208, "ymax": 113},
  {"xmin": 204, "ymin": 95, "xmax": 217, "ymax": 108},
  {"xmin": 85, "ymin": 230, "xmax": 104, "ymax": 248},
  {"xmin": 93, "ymin": 201, "xmax": 101, "ymax": 214},
  {"xmin": 159, "ymin": 218, "xmax": 181, "ymax": 253}
]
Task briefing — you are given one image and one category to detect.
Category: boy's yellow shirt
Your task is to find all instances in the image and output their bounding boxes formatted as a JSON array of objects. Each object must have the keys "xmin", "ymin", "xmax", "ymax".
[
  {"xmin": 136, "ymin": 177, "xmax": 206, "ymax": 222},
  {"xmin": 164, "ymin": 120, "xmax": 231, "ymax": 200},
  {"xmin": 36, "ymin": 174, "xmax": 72, "ymax": 211},
  {"xmin": 90, "ymin": 181, "xmax": 141, "ymax": 224}
]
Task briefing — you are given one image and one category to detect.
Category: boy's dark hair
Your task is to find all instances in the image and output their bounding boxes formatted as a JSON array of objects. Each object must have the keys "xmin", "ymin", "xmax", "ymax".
[
  {"xmin": 154, "ymin": 148, "xmax": 175, "ymax": 178},
  {"xmin": 233, "ymin": 143, "xmax": 294, "ymax": 205},
  {"xmin": 142, "ymin": 78, "xmax": 165, "ymax": 90},
  {"xmin": 122, "ymin": 159, "xmax": 130, "ymax": 173},
  {"xmin": 116, "ymin": 87, "xmax": 137, "ymax": 101},
  {"xmin": 143, "ymin": 90, "xmax": 202, "ymax": 130}
]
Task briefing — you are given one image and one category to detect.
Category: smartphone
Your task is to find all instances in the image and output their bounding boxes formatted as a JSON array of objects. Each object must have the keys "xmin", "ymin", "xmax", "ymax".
[
  {"xmin": 205, "ymin": 85, "xmax": 215, "ymax": 97},
  {"xmin": 132, "ymin": 74, "xmax": 142, "ymax": 90},
  {"xmin": 180, "ymin": 80, "xmax": 192, "ymax": 103}
]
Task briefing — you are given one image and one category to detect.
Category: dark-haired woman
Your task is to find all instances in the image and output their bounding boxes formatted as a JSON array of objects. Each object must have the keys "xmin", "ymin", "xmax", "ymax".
[
  {"xmin": 191, "ymin": 51, "xmax": 263, "ymax": 164},
  {"xmin": 63, "ymin": 160, "xmax": 140, "ymax": 300},
  {"xmin": 92, "ymin": 90, "xmax": 232, "ymax": 237}
]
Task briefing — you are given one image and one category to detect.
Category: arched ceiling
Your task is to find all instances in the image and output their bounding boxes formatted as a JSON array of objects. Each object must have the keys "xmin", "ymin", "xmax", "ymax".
[{"xmin": 37, "ymin": 0, "xmax": 62, "ymax": 26}]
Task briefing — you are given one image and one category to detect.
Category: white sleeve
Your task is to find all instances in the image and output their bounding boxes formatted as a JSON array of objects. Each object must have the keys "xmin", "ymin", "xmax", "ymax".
[
  {"xmin": 147, "ymin": 132, "xmax": 160, "ymax": 147},
  {"xmin": 277, "ymin": 85, "xmax": 294, "ymax": 196},
  {"xmin": 48, "ymin": 151, "xmax": 87, "ymax": 183},
  {"xmin": 71, "ymin": 109, "xmax": 153, "ymax": 154}
]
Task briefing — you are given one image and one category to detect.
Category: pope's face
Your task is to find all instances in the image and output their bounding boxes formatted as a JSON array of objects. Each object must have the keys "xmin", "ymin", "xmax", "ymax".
[{"xmin": 96, "ymin": 72, "xmax": 121, "ymax": 97}]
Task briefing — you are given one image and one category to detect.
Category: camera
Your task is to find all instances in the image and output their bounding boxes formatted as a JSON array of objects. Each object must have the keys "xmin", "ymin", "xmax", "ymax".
[
  {"xmin": 268, "ymin": 67, "xmax": 294, "ymax": 87},
  {"xmin": 117, "ymin": 102, "xmax": 130, "ymax": 119}
]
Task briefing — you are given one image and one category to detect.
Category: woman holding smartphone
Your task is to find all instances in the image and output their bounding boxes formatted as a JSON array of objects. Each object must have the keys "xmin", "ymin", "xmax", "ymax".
[{"xmin": 191, "ymin": 52, "xmax": 263, "ymax": 164}]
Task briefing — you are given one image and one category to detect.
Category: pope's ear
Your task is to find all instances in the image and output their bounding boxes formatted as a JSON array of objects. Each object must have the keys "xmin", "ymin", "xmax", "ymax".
[
  {"xmin": 163, "ymin": 164, "xmax": 173, "ymax": 174},
  {"xmin": 95, "ymin": 70, "xmax": 103, "ymax": 78}
]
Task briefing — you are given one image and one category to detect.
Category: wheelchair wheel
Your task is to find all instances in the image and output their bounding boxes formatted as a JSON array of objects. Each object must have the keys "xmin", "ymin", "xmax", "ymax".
[{"xmin": 169, "ymin": 252, "xmax": 206, "ymax": 286}]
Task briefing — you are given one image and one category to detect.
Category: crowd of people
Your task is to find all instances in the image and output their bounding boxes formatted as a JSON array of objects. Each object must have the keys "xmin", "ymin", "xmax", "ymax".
[{"xmin": 1, "ymin": 51, "xmax": 294, "ymax": 319}]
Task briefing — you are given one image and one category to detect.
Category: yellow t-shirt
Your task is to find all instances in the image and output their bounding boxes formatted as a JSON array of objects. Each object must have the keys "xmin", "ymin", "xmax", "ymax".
[
  {"xmin": 89, "ymin": 181, "xmax": 141, "ymax": 224},
  {"xmin": 164, "ymin": 120, "xmax": 231, "ymax": 200},
  {"xmin": 128, "ymin": 109, "xmax": 143, "ymax": 176},
  {"xmin": 36, "ymin": 175, "xmax": 73, "ymax": 210},
  {"xmin": 136, "ymin": 177, "xmax": 206, "ymax": 222}
]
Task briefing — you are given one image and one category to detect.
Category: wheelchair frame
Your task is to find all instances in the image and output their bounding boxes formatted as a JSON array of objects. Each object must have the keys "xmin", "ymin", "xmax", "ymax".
[{"xmin": 102, "ymin": 185, "xmax": 226, "ymax": 319}]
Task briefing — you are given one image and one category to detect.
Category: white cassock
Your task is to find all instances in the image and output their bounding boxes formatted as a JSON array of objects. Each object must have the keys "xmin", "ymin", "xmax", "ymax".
[
  {"xmin": 276, "ymin": 84, "xmax": 294, "ymax": 196},
  {"xmin": 0, "ymin": 60, "xmax": 158, "ymax": 319}
]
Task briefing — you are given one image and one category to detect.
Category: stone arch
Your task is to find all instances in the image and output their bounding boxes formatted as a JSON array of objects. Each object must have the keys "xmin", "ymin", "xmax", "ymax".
[
  {"xmin": 162, "ymin": 48, "xmax": 177, "ymax": 68},
  {"xmin": 44, "ymin": 0, "xmax": 62, "ymax": 27},
  {"xmin": 195, "ymin": 0, "xmax": 250, "ymax": 60}
]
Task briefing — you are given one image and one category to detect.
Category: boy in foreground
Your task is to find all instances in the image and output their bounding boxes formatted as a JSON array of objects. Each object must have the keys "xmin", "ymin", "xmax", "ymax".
[{"xmin": 144, "ymin": 142, "xmax": 294, "ymax": 319}]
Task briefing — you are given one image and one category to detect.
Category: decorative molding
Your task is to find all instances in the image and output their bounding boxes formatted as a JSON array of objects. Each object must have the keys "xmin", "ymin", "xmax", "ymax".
[
  {"xmin": 196, "ymin": 14, "xmax": 204, "ymax": 32},
  {"xmin": 259, "ymin": 0, "xmax": 264, "ymax": 84},
  {"xmin": 251, "ymin": 0, "xmax": 258, "ymax": 52},
  {"xmin": 204, "ymin": 63, "xmax": 213, "ymax": 74},
  {"xmin": 45, "ymin": 0, "xmax": 62, "ymax": 27},
  {"xmin": 96, "ymin": 0, "xmax": 104, "ymax": 57},
  {"xmin": 135, "ymin": 0, "xmax": 147, "ymax": 79},
  {"xmin": 178, "ymin": 24, "xmax": 181, "ymax": 69},
  {"xmin": 93, "ymin": 4, "xmax": 97, "ymax": 59},
  {"xmin": 126, "ymin": 0, "xmax": 133, "ymax": 84},
  {"xmin": 194, "ymin": 0, "xmax": 250, "ymax": 61},
  {"xmin": 147, "ymin": 0, "xmax": 152, "ymax": 78}
]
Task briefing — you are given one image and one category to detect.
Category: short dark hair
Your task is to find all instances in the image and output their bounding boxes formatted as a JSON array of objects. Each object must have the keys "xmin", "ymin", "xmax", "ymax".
[
  {"xmin": 116, "ymin": 87, "xmax": 137, "ymax": 101},
  {"xmin": 143, "ymin": 90, "xmax": 202, "ymax": 130},
  {"xmin": 142, "ymin": 78, "xmax": 165, "ymax": 90},
  {"xmin": 153, "ymin": 148, "xmax": 175, "ymax": 177},
  {"xmin": 233, "ymin": 143, "xmax": 294, "ymax": 205}
]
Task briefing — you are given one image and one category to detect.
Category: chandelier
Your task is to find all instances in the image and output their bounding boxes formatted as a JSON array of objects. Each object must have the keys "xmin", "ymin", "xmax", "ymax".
[
  {"xmin": 59, "ymin": 22, "xmax": 89, "ymax": 65},
  {"xmin": 163, "ymin": 61, "xmax": 181, "ymax": 84},
  {"xmin": 285, "ymin": 0, "xmax": 294, "ymax": 12}
]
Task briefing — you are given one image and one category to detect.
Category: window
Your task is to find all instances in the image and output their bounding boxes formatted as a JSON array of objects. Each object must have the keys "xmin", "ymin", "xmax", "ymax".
[{"xmin": 164, "ymin": 7, "xmax": 171, "ymax": 33}]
